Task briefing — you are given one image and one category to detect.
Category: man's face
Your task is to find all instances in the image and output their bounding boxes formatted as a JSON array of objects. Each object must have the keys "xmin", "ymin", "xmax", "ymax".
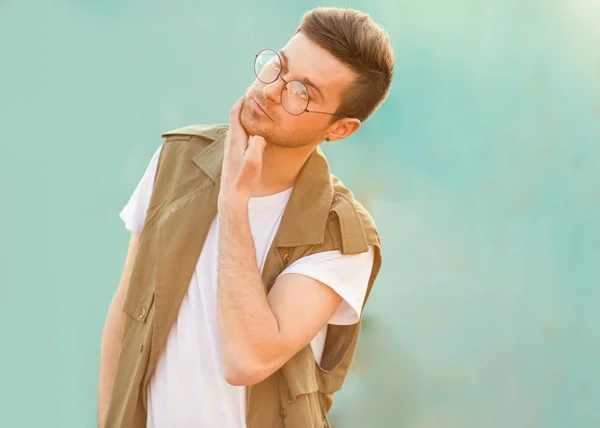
[{"xmin": 240, "ymin": 32, "xmax": 356, "ymax": 148}]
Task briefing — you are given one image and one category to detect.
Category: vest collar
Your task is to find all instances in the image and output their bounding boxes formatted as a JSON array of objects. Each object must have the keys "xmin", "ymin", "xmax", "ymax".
[
  {"xmin": 274, "ymin": 146, "xmax": 333, "ymax": 247},
  {"xmin": 191, "ymin": 132, "xmax": 334, "ymax": 248},
  {"xmin": 192, "ymin": 131, "xmax": 226, "ymax": 182}
]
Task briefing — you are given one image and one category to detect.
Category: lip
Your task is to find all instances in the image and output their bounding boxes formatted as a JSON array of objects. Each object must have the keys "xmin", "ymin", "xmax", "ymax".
[{"xmin": 252, "ymin": 98, "xmax": 272, "ymax": 120}]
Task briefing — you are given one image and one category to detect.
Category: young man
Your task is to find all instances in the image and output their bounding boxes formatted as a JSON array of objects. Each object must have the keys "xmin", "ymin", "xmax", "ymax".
[{"xmin": 99, "ymin": 7, "xmax": 394, "ymax": 428}]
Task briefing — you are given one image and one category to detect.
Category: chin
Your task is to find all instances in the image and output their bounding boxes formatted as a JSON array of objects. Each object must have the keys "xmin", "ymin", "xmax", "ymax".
[{"xmin": 240, "ymin": 106, "xmax": 271, "ymax": 137}]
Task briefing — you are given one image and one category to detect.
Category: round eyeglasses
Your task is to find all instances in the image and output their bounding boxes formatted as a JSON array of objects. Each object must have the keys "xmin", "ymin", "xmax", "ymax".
[{"xmin": 254, "ymin": 48, "xmax": 348, "ymax": 117}]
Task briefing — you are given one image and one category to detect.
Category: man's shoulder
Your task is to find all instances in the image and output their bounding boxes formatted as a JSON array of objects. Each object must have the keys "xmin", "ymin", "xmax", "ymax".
[
  {"xmin": 161, "ymin": 124, "xmax": 229, "ymax": 142},
  {"xmin": 153, "ymin": 124, "xmax": 227, "ymax": 178},
  {"xmin": 158, "ymin": 124, "xmax": 228, "ymax": 162},
  {"xmin": 327, "ymin": 175, "xmax": 380, "ymax": 252},
  {"xmin": 330, "ymin": 175, "xmax": 376, "ymax": 228}
]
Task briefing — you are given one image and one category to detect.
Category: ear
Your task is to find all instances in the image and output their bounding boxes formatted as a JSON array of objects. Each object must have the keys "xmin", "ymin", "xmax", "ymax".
[{"xmin": 326, "ymin": 118, "xmax": 361, "ymax": 142}]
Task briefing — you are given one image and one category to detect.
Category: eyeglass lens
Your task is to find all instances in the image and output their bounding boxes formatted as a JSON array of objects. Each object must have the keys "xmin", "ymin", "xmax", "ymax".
[{"xmin": 254, "ymin": 49, "xmax": 309, "ymax": 115}]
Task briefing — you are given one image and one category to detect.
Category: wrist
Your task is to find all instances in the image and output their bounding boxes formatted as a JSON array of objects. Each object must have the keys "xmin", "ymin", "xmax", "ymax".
[{"xmin": 218, "ymin": 192, "xmax": 249, "ymax": 213}]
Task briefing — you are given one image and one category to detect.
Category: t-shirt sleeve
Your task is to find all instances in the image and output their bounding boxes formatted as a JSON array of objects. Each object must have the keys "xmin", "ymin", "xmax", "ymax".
[
  {"xmin": 275, "ymin": 246, "xmax": 375, "ymax": 325},
  {"xmin": 119, "ymin": 144, "xmax": 163, "ymax": 235}
]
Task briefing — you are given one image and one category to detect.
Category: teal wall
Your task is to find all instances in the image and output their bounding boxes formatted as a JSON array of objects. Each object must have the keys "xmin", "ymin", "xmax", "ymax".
[{"xmin": 1, "ymin": 0, "xmax": 599, "ymax": 427}]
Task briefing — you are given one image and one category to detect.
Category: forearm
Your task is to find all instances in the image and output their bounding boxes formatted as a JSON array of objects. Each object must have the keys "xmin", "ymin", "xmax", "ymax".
[
  {"xmin": 217, "ymin": 199, "xmax": 280, "ymax": 381},
  {"xmin": 97, "ymin": 296, "xmax": 126, "ymax": 427}
]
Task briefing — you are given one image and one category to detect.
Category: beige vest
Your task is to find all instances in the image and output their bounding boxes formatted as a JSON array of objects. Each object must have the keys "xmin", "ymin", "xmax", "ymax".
[{"xmin": 104, "ymin": 124, "xmax": 382, "ymax": 427}]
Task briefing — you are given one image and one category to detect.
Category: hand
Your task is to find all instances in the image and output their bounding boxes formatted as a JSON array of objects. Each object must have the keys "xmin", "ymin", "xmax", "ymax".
[{"xmin": 218, "ymin": 95, "xmax": 267, "ymax": 208}]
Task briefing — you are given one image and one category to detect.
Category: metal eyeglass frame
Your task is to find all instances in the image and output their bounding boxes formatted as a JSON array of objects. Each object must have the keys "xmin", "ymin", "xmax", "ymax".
[{"xmin": 254, "ymin": 48, "xmax": 349, "ymax": 118}]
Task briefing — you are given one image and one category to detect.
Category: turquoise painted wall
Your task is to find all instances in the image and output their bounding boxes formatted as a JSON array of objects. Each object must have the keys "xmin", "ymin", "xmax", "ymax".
[{"xmin": 1, "ymin": 0, "xmax": 598, "ymax": 427}]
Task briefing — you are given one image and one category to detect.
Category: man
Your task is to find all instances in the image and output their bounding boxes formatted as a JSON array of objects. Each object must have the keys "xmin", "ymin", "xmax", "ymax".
[{"xmin": 99, "ymin": 7, "xmax": 394, "ymax": 428}]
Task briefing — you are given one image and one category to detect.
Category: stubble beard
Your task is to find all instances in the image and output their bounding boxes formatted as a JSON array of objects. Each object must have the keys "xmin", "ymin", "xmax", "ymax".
[
  {"xmin": 239, "ymin": 101, "xmax": 321, "ymax": 149},
  {"xmin": 239, "ymin": 101, "xmax": 264, "ymax": 136}
]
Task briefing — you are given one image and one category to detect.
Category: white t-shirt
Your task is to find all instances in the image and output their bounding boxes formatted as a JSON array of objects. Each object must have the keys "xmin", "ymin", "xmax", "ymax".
[{"xmin": 119, "ymin": 144, "xmax": 374, "ymax": 428}]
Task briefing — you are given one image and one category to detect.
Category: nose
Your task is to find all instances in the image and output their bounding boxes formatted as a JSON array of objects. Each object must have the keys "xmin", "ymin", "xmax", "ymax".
[{"xmin": 262, "ymin": 76, "xmax": 284, "ymax": 105}]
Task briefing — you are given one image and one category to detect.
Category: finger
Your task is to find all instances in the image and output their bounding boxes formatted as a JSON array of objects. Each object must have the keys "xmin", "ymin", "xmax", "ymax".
[
  {"xmin": 225, "ymin": 96, "xmax": 248, "ymax": 155},
  {"xmin": 238, "ymin": 137, "xmax": 266, "ymax": 185},
  {"xmin": 228, "ymin": 95, "xmax": 248, "ymax": 140},
  {"xmin": 229, "ymin": 95, "xmax": 246, "ymax": 126},
  {"xmin": 223, "ymin": 137, "xmax": 246, "ymax": 169},
  {"xmin": 244, "ymin": 136, "xmax": 266, "ymax": 165}
]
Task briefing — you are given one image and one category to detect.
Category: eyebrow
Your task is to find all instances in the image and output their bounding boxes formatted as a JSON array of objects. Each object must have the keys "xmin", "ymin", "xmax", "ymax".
[{"xmin": 278, "ymin": 50, "xmax": 325, "ymax": 101}]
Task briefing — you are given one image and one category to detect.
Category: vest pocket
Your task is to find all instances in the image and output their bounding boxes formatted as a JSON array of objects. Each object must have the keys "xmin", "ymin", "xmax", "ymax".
[
  {"xmin": 279, "ymin": 347, "xmax": 331, "ymax": 427},
  {"xmin": 278, "ymin": 389, "xmax": 326, "ymax": 428}
]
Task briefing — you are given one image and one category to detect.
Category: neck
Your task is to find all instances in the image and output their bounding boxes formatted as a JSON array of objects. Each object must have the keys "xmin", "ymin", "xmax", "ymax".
[{"xmin": 251, "ymin": 142, "xmax": 318, "ymax": 198}]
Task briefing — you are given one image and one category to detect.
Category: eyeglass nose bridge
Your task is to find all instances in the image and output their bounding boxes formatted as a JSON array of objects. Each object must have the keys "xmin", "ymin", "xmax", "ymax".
[
  {"xmin": 260, "ymin": 74, "xmax": 307, "ymax": 116},
  {"xmin": 261, "ymin": 72, "xmax": 287, "ymax": 101}
]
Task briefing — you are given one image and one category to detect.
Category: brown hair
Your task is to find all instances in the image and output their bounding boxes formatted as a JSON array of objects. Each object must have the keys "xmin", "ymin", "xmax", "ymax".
[{"xmin": 296, "ymin": 7, "xmax": 394, "ymax": 122}]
